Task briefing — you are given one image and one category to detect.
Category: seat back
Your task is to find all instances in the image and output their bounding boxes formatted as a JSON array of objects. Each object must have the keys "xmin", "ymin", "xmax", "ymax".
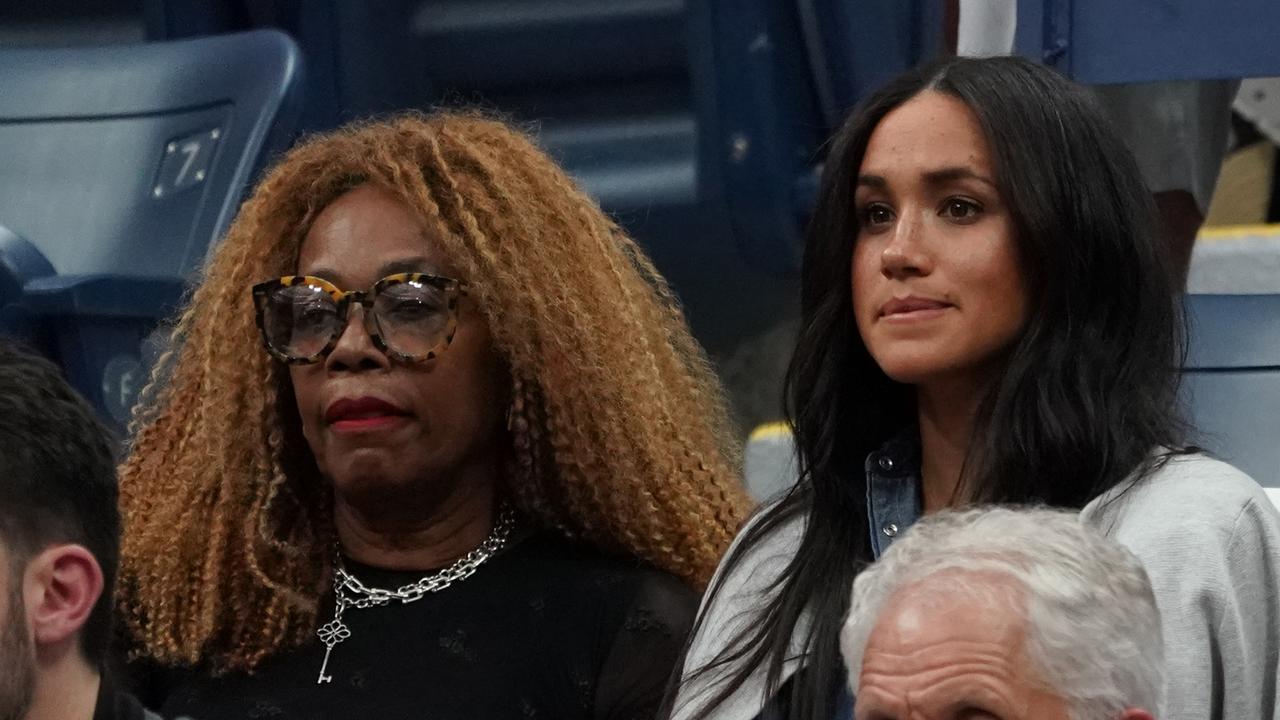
[
  {"xmin": 1015, "ymin": 0, "xmax": 1280, "ymax": 83},
  {"xmin": 686, "ymin": 0, "xmax": 829, "ymax": 273},
  {"xmin": 379, "ymin": 0, "xmax": 695, "ymax": 217},
  {"xmin": 151, "ymin": 1, "xmax": 693, "ymax": 219},
  {"xmin": 744, "ymin": 422, "xmax": 799, "ymax": 501},
  {"xmin": 0, "ymin": 225, "xmax": 56, "ymax": 349},
  {"xmin": 1181, "ymin": 293, "xmax": 1280, "ymax": 487},
  {"xmin": 0, "ymin": 30, "xmax": 303, "ymax": 430},
  {"xmin": 0, "ymin": 30, "xmax": 302, "ymax": 282}
]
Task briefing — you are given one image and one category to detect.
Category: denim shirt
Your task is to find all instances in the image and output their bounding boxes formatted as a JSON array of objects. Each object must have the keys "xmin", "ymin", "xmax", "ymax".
[
  {"xmin": 834, "ymin": 431, "xmax": 923, "ymax": 720},
  {"xmin": 864, "ymin": 431, "xmax": 924, "ymax": 560}
]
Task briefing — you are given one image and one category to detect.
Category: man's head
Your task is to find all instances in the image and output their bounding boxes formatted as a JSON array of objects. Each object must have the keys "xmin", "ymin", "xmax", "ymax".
[
  {"xmin": 841, "ymin": 507, "xmax": 1162, "ymax": 720},
  {"xmin": 0, "ymin": 340, "xmax": 118, "ymax": 718}
]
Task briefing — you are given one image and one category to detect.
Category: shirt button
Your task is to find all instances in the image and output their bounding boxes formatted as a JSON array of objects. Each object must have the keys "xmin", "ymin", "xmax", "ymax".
[
  {"xmin": 882, "ymin": 523, "xmax": 899, "ymax": 538},
  {"xmin": 878, "ymin": 455, "xmax": 895, "ymax": 472}
]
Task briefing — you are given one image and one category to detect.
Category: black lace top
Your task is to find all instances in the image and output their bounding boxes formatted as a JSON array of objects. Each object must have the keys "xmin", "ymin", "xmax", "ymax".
[{"xmin": 152, "ymin": 533, "xmax": 698, "ymax": 720}]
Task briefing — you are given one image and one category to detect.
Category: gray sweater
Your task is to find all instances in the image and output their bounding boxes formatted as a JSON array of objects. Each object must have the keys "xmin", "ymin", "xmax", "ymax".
[
  {"xmin": 1082, "ymin": 454, "xmax": 1280, "ymax": 719},
  {"xmin": 672, "ymin": 453, "xmax": 1280, "ymax": 720}
]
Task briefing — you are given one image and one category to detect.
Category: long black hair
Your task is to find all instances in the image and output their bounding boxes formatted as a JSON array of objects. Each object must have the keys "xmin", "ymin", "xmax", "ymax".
[{"xmin": 677, "ymin": 55, "xmax": 1187, "ymax": 720}]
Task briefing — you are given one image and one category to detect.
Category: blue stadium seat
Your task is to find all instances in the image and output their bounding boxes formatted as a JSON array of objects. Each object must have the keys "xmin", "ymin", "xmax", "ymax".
[
  {"xmin": 1182, "ymin": 293, "xmax": 1280, "ymax": 488},
  {"xmin": 1014, "ymin": 0, "xmax": 1280, "ymax": 83},
  {"xmin": 743, "ymin": 422, "xmax": 798, "ymax": 502},
  {"xmin": 147, "ymin": 0, "xmax": 695, "ymax": 220},
  {"xmin": 0, "ymin": 225, "xmax": 57, "ymax": 349},
  {"xmin": 0, "ymin": 30, "xmax": 303, "ymax": 431},
  {"xmin": 684, "ymin": 0, "xmax": 823, "ymax": 273}
]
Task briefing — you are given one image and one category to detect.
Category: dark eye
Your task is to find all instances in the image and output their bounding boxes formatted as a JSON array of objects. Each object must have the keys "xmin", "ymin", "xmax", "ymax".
[
  {"xmin": 942, "ymin": 197, "xmax": 982, "ymax": 222},
  {"xmin": 386, "ymin": 297, "xmax": 437, "ymax": 313},
  {"xmin": 861, "ymin": 203, "xmax": 895, "ymax": 227},
  {"xmin": 384, "ymin": 297, "xmax": 444, "ymax": 320},
  {"xmin": 295, "ymin": 302, "xmax": 336, "ymax": 328}
]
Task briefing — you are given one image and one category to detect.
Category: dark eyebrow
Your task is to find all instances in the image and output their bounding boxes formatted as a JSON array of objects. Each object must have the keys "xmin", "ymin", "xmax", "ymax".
[
  {"xmin": 856, "ymin": 167, "xmax": 997, "ymax": 191},
  {"xmin": 856, "ymin": 174, "xmax": 887, "ymax": 189},
  {"xmin": 923, "ymin": 166, "xmax": 996, "ymax": 188},
  {"xmin": 301, "ymin": 267, "xmax": 342, "ymax": 284},
  {"xmin": 377, "ymin": 256, "xmax": 440, "ymax": 277},
  {"xmin": 301, "ymin": 256, "xmax": 441, "ymax": 287}
]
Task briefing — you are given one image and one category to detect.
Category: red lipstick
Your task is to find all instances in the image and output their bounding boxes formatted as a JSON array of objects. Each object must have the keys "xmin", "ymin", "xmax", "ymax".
[{"xmin": 325, "ymin": 396, "xmax": 410, "ymax": 433}]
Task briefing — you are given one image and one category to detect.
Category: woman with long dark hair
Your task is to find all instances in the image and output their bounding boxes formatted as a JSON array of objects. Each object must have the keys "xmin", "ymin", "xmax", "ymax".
[{"xmin": 669, "ymin": 56, "xmax": 1280, "ymax": 720}]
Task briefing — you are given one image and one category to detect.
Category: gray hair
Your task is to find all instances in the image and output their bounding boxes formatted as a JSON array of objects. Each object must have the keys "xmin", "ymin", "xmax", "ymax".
[{"xmin": 839, "ymin": 507, "xmax": 1163, "ymax": 720}]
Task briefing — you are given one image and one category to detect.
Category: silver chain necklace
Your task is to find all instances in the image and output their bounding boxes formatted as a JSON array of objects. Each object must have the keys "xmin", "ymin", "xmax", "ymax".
[{"xmin": 315, "ymin": 505, "xmax": 516, "ymax": 684}]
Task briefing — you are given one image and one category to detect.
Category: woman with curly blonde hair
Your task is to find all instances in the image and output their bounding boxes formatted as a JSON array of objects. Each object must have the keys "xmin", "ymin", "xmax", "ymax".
[{"xmin": 119, "ymin": 111, "xmax": 750, "ymax": 719}]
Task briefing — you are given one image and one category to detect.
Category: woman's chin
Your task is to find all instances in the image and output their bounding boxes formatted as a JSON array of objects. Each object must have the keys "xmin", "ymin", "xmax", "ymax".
[
  {"xmin": 326, "ymin": 456, "xmax": 414, "ymax": 494},
  {"xmin": 877, "ymin": 362, "xmax": 944, "ymax": 387}
]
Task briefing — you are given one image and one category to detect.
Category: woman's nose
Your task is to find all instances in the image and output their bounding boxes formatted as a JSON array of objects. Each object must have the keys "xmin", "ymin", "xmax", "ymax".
[
  {"xmin": 324, "ymin": 304, "xmax": 390, "ymax": 372},
  {"xmin": 880, "ymin": 213, "xmax": 932, "ymax": 279}
]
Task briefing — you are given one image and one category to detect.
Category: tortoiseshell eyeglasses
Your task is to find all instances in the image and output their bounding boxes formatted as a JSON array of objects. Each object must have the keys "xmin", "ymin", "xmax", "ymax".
[{"xmin": 251, "ymin": 273, "xmax": 468, "ymax": 364}]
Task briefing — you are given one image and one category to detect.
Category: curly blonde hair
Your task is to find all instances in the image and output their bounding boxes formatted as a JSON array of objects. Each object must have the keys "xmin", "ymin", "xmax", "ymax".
[{"xmin": 119, "ymin": 111, "xmax": 750, "ymax": 673}]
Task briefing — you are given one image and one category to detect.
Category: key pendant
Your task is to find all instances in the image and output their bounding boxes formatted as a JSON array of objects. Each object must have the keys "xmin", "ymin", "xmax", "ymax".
[{"xmin": 315, "ymin": 610, "xmax": 351, "ymax": 685}]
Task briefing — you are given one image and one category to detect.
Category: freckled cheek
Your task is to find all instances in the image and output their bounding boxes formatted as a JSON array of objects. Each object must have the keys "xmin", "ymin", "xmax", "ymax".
[
  {"xmin": 979, "ymin": 256, "xmax": 1029, "ymax": 332},
  {"xmin": 998, "ymin": 280, "xmax": 1030, "ymax": 333},
  {"xmin": 850, "ymin": 246, "xmax": 881, "ymax": 321},
  {"xmin": 954, "ymin": 240, "xmax": 1022, "ymax": 304}
]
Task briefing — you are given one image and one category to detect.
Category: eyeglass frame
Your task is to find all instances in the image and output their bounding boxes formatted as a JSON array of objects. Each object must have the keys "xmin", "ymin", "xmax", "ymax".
[{"xmin": 250, "ymin": 272, "xmax": 469, "ymax": 365}]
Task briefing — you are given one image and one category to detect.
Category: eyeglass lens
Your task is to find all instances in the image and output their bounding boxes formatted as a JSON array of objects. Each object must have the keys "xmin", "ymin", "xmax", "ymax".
[{"xmin": 261, "ymin": 279, "xmax": 450, "ymax": 361}]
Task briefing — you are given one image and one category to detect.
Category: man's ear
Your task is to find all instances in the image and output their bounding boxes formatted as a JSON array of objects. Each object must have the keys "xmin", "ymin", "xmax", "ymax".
[
  {"xmin": 1118, "ymin": 709, "xmax": 1156, "ymax": 720},
  {"xmin": 24, "ymin": 544, "xmax": 103, "ymax": 648}
]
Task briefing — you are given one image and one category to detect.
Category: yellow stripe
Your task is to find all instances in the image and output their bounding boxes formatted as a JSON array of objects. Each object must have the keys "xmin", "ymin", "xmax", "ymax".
[
  {"xmin": 748, "ymin": 421, "xmax": 793, "ymax": 442},
  {"xmin": 1198, "ymin": 223, "xmax": 1280, "ymax": 241}
]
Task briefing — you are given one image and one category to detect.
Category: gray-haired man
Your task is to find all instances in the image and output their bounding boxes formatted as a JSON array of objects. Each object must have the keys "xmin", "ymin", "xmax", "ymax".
[{"xmin": 841, "ymin": 507, "xmax": 1162, "ymax": 720}]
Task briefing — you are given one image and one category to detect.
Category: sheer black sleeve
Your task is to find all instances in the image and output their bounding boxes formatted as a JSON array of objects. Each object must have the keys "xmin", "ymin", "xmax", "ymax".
[{"xmin": 594, "ymin": 570, "xmax": 699, "ymax": 720}]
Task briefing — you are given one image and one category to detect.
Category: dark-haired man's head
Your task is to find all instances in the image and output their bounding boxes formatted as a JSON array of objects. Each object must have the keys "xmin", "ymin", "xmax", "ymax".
[{"xmin": 0, "ymin": 340, "xmax": 118, "ymax": 720}]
